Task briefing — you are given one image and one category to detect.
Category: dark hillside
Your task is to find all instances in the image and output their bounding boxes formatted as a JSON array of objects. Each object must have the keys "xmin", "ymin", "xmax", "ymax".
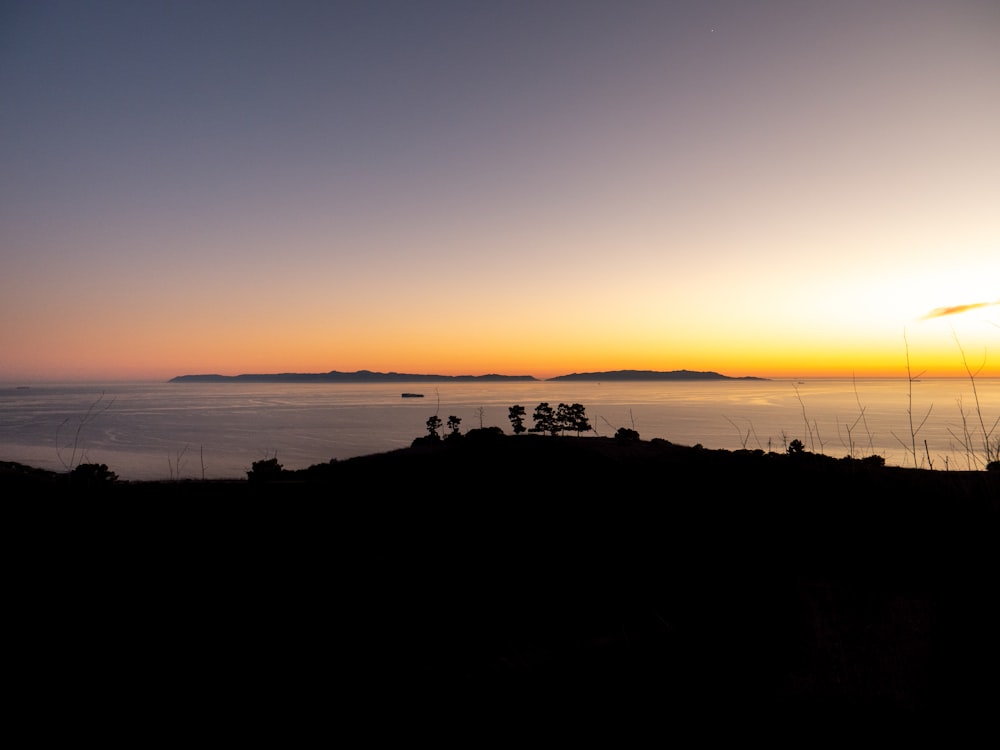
[{"xmin": 4, "ymin": 437, "xmax": 998, "ymax": 724}]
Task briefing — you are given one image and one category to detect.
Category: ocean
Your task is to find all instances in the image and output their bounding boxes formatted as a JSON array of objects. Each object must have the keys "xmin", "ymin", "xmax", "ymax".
[{"xmin": 1, "ymin": 378, "xmax": 998, "ymax": 480}]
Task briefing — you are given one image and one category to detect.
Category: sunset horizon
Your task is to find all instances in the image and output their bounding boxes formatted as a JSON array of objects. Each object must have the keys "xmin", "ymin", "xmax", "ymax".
[
  {"xmin": 4, "ymin": 349, "xmax": 998, "ymax": 385},
  {"xmin": 2, "ymin": 2, "xmax": 997, "ymax": 385}
]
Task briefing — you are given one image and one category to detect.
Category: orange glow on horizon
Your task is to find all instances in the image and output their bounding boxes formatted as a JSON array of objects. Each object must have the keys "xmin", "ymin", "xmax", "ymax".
[
  {"xmin": 7, "ymin": 341, "xmax": 996, "ymax": 384},
  {"xmin": 4, "ymin": 288, "xmax": 997, "ymax": 383}
]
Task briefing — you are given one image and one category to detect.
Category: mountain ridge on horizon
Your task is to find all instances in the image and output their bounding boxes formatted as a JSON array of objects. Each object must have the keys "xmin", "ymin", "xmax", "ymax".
[
  {"xmin": 169, "ymin": 368, "xmax": 767, "ymax": 383},
  {"xmin": 548, "ymin": 369, "xmax": 767, "ymax": 382}
]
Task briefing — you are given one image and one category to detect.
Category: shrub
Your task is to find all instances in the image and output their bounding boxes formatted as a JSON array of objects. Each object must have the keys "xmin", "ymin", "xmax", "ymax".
[
  {"xmin": 466, "ymin": 426, "xmax": 505, "ymax": 443},
  {"xmin": 70, "ymin": 462, "xmax": 118, "ymax": 487},
  {"xmin": 247, "ymin": 457, "xmax": 283, "ymax": 482},
  {"xmin": 614, "ymin": 427, "xmax": 641, "ymax": 442}
]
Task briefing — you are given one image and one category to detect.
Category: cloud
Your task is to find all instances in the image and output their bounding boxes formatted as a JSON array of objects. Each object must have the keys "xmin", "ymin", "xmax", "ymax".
[{"xmin": 922, "ymin": 300, "xmax": 1000, "ymax": 319}]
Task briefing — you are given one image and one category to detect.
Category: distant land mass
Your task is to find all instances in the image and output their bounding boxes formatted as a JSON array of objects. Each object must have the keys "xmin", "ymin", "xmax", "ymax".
[
  {"xmin": 169, "ymin": 370, "xmax": 539, "ymax": 383},
  {"xmin": 170, "ymin": 368, "xmax": 765, "ymax": 383},
  {"xmin": 547, "ymin": 369, "xmax": 767, "ymax": 381}
]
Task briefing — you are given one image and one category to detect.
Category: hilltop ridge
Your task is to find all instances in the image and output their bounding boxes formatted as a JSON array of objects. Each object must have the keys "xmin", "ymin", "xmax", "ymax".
[{"xmin": 4, "ymin": 434, "xmax": 998, "ymax": 717}]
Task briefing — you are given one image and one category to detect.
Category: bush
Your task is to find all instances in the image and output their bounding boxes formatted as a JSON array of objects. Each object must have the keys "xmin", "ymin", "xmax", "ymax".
[
  {"xmin": 70, "ymin": 462, "xmax": 118, "ymax": 487},
  {"xmin": 614, "ymin": 427, "xmax": 641, "ymax": 442},
  {"xmin": 465, "ymin": 426, "xmax": 505, "ymax": 443},
  {"xmin": 247, "ymin": 457, "xmax": 283, "ymax": 482}
]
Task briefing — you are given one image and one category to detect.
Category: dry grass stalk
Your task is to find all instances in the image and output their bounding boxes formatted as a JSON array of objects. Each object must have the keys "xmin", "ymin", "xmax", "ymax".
[
  {"xmin": 953, "ymin": 332, "xmax": 999, "ymax": 467},
  {"xmin": 56, "ymin": 391, "xmax": 115, "ymax": 470},
  {"xmin": 891, "ymin": 332, "xmax": 933, "ymax": 468}
]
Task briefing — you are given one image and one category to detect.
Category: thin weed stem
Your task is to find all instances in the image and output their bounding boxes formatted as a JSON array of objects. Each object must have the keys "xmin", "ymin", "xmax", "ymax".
[
  {"xmin": 724, "ymin": 416, "xmax": 751, "ymax": 449},
  {"xmin": 56, "ymin": 391, "xmax": 115, "ymax": 470},
  {"xmin": 953, "ymin": 330, "xmax": 999, "ymax": 465},
  {"xmin": 853, "ymin": 373, "xmax": 875, "ymax": 456},
  {"xmin": 891, "ymin": 331, "xmax": 932, "ymax": 468},
  {"xmin": 792, "ymin": 383, "xmax": 816, "ymax": 451}
]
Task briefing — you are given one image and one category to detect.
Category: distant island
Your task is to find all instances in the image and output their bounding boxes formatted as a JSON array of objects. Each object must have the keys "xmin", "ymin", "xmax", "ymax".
[
  {"xmin": 170, "ymin": 368, "xmax": 765, "ymax": 383},
  {"xmin": 548, "ymin": 369, "xmax": 767, "ymax": 382},
  {"xmin": 169, "ymin": 370, "xmax": 539, "ymax": 383}
]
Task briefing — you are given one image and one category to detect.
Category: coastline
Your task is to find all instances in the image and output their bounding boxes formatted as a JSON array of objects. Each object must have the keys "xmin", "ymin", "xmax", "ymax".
[{"xmin": 4, "ymin": 377, "xmax": 999, "ymax": 479}]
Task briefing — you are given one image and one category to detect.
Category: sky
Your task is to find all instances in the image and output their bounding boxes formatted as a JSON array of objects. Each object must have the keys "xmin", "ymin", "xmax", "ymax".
[{"xmin": 2, "ymin": 0, "xmax": 998, "ymax": 382}]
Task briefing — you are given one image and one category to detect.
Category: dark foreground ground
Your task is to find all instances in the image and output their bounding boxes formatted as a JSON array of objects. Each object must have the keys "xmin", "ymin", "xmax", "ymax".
[{"xmin": 5, "ymin": 434, "xmax": 999, "ymax": 732}]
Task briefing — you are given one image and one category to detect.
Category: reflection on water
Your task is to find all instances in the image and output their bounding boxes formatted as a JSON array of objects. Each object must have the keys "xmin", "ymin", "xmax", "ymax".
[{"xmin": 1, "ymin": 379, "xmax": 997, "ymax": 480}]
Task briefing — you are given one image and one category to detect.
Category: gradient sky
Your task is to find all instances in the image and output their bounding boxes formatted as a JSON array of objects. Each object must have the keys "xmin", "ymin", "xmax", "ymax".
[{"xmin": 2, "ymin": 0, "xmax": 998, "ymax": 382}]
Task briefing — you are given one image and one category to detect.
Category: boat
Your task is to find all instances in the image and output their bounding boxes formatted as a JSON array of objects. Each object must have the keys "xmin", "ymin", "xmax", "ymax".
[{"xmin": 401, "ymin": 393, "xmax": 424, "ymax": 398}]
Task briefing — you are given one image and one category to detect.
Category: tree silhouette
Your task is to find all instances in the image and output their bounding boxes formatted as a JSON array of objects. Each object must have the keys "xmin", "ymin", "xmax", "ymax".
[
  {"xmin": 557, "ymin": 402, "xmax": 592, "ymax": 436},
  {"xmin": 508, "ymin": 405, "xmax": 527, "ymax": 435},
  {"xmin": 447, "ymin": 415, "xmax": 462, "ymax": 435},
  {"xmin": 426, "ymin": 415, "xmax": 443, "ymax": 440},
  {"xmin": 531, "ymin": 402, "xmax": 559, "ymax": 435},
  {"xmin": 570, "ymin": 403, "xmax": 592, "ymax": 436}
]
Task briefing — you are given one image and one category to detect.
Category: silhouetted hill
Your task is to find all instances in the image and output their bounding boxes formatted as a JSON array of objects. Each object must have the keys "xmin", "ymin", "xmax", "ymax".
[
  {"xmin": 5, "ymin": 438, "xmax": 998, "ymax": 722},
  {"xmin": 547, "ymin": 369, "xmax": 766, "ymax": 381},
  {"xmin": 169, "ymin": 370, "xmax": 538, "ymax": 383}
]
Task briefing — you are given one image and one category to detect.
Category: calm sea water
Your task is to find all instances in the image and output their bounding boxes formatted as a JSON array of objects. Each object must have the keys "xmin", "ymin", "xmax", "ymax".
[{"xmin": 1, "ymin": 379, "xmax": 998, "ymax": 480}]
